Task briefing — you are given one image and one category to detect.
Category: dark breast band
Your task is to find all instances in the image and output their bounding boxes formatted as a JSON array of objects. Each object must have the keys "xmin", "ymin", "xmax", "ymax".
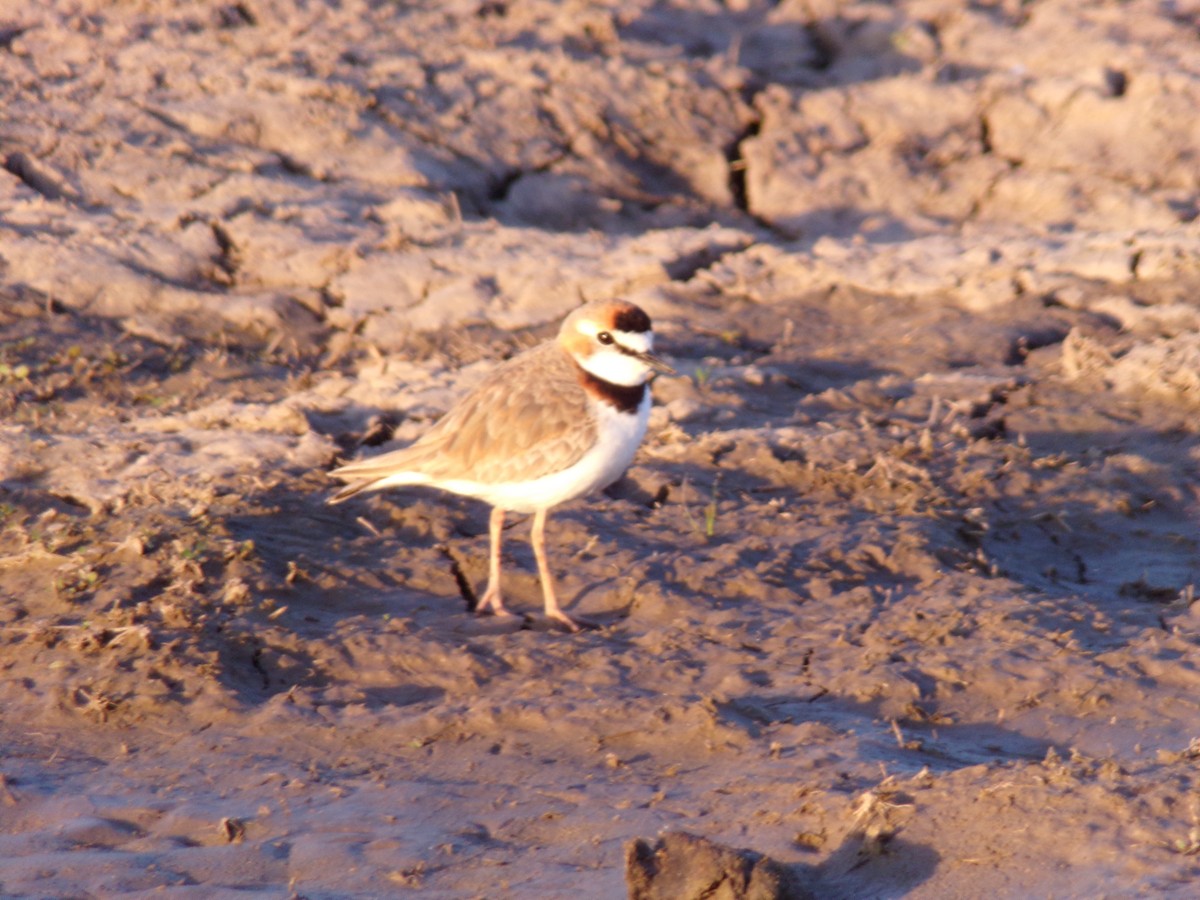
[{"xmin": 576, "ymin": 367, "xmax": 646, "ymax": 414}]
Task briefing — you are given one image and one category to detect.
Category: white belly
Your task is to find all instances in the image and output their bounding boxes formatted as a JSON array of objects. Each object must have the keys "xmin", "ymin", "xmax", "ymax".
[{"xmin": 439, "ymin": 392, "xmax": 651, "ymax": 514}]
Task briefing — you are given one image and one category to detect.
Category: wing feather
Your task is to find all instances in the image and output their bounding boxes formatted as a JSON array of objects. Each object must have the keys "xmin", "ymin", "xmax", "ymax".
[{"xmin": 330, "ymin": 342, "xmax": 597, "ymax": 496}]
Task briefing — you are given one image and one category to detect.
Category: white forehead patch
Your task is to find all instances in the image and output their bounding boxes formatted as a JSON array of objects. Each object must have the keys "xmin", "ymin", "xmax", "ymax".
[
  {"xmin": 615, "ymin": 331, "xmax": 653, "ymax": 354},
  {"xmin": 574, "ymin": 319, "xmax": 601, "ymax": 337}
]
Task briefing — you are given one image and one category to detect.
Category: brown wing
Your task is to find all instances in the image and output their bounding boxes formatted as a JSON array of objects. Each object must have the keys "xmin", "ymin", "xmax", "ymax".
[{"xmin": 333, "ymin": 342, "xmax": 597, "ymax": 488}]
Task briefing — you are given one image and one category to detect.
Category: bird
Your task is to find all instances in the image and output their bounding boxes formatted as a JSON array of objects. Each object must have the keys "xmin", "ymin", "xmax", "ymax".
[{"xmin": 327, "ymin": 299, "xmax": 673, "ymax": 632}]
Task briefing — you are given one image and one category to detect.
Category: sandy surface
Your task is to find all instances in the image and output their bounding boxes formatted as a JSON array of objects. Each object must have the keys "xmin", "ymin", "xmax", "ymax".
[{"xmin": 3, "ymin": 0, "xmax": 1200, "ymax": 896}]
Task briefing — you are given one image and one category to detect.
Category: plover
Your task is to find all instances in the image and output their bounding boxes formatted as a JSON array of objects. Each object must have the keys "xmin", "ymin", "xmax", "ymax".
[{"xmin": 328, "ymin": 300, "xmax": 673, "ymax": 631}]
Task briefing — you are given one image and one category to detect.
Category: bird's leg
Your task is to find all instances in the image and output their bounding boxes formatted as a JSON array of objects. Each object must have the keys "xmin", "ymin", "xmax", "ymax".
[
  {"xmin": 476, "ymin": 506, "xmax": 514, "ymax": 618},
  {"xmin": 531, "ymin": 508, "xmax": 580, "ymax": 632}
]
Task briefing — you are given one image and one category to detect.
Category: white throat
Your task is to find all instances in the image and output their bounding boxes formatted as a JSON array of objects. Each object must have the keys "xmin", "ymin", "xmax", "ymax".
[{"xmin": 576, "ymin": 343, "xmax": 653, "ymax": 386}]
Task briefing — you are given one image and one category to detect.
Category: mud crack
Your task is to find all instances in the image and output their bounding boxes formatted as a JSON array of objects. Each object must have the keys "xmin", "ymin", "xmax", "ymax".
[{"xmin": 438, "ymin": 544, "xmax": 479, "ymax": 612}]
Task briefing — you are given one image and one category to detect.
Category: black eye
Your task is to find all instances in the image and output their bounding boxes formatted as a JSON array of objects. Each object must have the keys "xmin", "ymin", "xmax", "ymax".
[{"xmin": 597, "ymin": 331, "xmax": 614, "ymax": 345}]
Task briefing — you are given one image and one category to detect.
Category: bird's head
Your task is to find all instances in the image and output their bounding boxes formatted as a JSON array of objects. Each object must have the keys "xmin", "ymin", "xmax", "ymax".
[{"xmin": 559, "ymin": 300, "xmax": 674, "ymax": 386}]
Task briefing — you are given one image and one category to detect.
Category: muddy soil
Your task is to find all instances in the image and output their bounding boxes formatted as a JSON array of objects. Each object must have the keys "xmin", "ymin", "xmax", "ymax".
[{"xmin": 2, "ymin": 1, "xmax": 1200, "ymax": 897}]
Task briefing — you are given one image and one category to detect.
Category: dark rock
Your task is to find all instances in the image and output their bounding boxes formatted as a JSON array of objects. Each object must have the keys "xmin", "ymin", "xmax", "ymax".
[{"xmin": 625, "ymin": 831, "xmax": 813, "ymax": 900}]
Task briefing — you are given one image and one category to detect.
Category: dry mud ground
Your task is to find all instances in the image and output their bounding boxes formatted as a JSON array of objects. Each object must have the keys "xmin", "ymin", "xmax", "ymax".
[{"xmin": 3, "ymin": 0, "xmax": 1200, "ymax": 897}]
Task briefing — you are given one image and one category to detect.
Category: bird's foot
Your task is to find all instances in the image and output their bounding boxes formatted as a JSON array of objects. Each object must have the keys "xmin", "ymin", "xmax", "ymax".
[
  {"xmin": 476, "ymin": 588, "xmax": 515, "ymax": 620},
  {"xmin": 545, "ymin": 608, "xmax": 584, "ymax": 633}
]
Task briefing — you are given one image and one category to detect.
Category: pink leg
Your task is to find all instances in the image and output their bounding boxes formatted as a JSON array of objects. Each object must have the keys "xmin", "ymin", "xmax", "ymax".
[
  {"xmin": 531, "ymin": 508, "xmax": 580, "ymax": 632},
  {"xmin": 476, "ymin": 507, "xmax": 514, "ymax": 618}
]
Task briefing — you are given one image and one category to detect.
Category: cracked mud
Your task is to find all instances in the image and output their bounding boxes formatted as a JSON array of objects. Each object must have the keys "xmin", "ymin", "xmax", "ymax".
[{"xmin": 3, "ymin": 0, "xmax": 1200, "ymax": 896}]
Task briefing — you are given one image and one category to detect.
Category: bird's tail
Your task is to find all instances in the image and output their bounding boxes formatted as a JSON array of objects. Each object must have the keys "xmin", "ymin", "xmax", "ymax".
[
  {"xmin": 327, "ymin": 479, "xmax": 376, "ymax": 505},
  {"xmin": 327, "ymin": 451, "xmax": 432, "ymax": 505}
]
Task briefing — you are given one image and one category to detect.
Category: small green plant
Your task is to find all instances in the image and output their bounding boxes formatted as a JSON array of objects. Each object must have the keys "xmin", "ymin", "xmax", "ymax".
[
  {"xmin": 694, "ymin": 365, "xmax": 711, "ymax": 388},
  {"xmin": 1173, "ymin": 828, "xmax": 1200, "ymax": 855},
  {"xmin": 179, "ymin": 540, "xmax": 207, "ymax": 560},
  {"xmin": 0, "ymin": 362, "xmax": 30, "ymax": 381},
  {"xmin": 704, "ymin": 479, "xmax": 719, "ymax": 537},
  {"xmin": 680, "ymin": 476, "xmax": 720, "ymax": 539},
  {"xmin": 54, "ymin": 566, "xmax": 100, "ymax": 597}
]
